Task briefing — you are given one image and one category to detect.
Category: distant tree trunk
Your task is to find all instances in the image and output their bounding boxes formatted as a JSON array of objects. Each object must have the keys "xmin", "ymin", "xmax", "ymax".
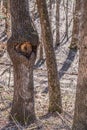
[
  {"xmin": 2, "ymin": 0, "xmax": 10, "ymax": 38},
  {"xmin": 48, "ymin": 0, "xmax": 53, "ymax": 35},
  {"xmin": 72, "ymin": 1, "xmax": 87, "ymax": 130},
  {"xmin": 39, "ymin": 40, "xmax": 44, "ymax": 61},
  {"xmin": 70, "ymin": 0, "xmax": 81, "ymax": 49},
  {"xmin": 66, "ymin": 0, "xmax": 69, "ymax": 41},
  {"xmin": 7, "ymin": 0, "xmax": 39, "ymax": 125},
  {"xmin": 0, "ymin": 0, "xmax": 3, "ymax": 13},
  {"xmin": 7, "ymin": 0, "xmax": 11, "ymax": 38},
  {"xmin": 49, "ymin": 0, "xmax": 52, "ymax": 23},
  {"xmin": 36, "ymin": 0, "xmax": 62, "ymax": 113},
  {"xmin": 55, "ymin": 0, "xmax": 60, "ymax": 47},
  {"xmin": 3, "ymin": 0, "xmax": 8, "ymax": 35}
]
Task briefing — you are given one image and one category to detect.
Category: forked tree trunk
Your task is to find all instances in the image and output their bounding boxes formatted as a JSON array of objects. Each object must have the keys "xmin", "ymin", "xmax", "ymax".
[
  {"xmin": 36, "ymin": 0, "xmax": 62, "ymax": 113},
  {"xmin": 72, "ymin": 1, "xmax": 87, "ymax": 130},
  {"xmin": 7, "ymin": 0, "xmax": 39, "ymax": 125}
]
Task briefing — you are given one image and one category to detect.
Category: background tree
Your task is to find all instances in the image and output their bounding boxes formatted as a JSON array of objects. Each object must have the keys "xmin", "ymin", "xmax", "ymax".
[
  {"xmin": 70, "ymin": 0, "xmax": 81, "ymax": 49},
  {"xmin": 0, "ymin": 0, "xmax": 3, "ymax": 13},
  {"xmin": 55, "ymin": 0, "xmax": 60, "ymax": 47},
  {"xmin": 3, "ymin": 0, "xmax": 9, "ymax": 36},
  {"xmin": 66, "ymin": 0, "xmax": 69, "ymax": 41},
  {"xmin": 39, "ymin": 37, "xmax": 44, "ymax": 61},
  {"xmin": 36, "ymin": 0, "xmax": 62, "ymax": 113},
  {"xmin": 49, "ymin": 0, "xmax": 52, "ymax": 22},
  {"xmin": 7, "ymin": 0, "xmax": 39, "ymax": 125},
  {"xmin": 72, "ymin": 1, "xmax": 87, "ymax": 130}
]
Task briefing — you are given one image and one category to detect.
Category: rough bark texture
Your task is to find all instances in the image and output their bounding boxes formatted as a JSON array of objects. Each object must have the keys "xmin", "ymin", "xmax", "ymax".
[
  {"xmin": 8, "ymin": 0, "xmax": 39, "ymax": 125},
  {"xmin": 36, "ymin": 0, "xmax": 62, "ymax": 113},
  {"xmin": 72, "ymin": 1, "xmax": 87, "ymax": 130},
  {"xmin": 70, "ymin": 0, "xmax": 81, "ymax": 49}
]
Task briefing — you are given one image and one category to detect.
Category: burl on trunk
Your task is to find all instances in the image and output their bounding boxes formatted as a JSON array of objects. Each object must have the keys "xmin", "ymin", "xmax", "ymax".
[{"xmin": 8, "ymin": 0, "xmax": 39, "ymax": 125}]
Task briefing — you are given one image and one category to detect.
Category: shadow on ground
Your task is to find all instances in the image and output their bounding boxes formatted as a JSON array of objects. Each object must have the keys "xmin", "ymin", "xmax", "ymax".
[
  {"xmin": 34, "ymin": 59, "xmax": 45, "ymax": 68},
  {"xmin": 39, "ymin": 112, "xmax": 72, "ymax": 130},
  {"xmin": 59, "ymin": 49, "xmax": 77, "ymax": 79},
  {"xmin": 1, "ymin": 122, "xmax": 21, "ymax": 130},
  {"xmin": 0, "ymin": 31, "xmax": 7, "ymax": 42},
  {"xmin": 42, "ymin": 48, "xmax": 77, "ymax": 93}
]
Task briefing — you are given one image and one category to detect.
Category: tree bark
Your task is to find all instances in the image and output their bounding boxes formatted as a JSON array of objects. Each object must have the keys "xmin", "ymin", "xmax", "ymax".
[
  {"xmin": 49, "ymin": 0, "xmax": 52, "ymax": 24},
  {"xmin": 72, "ymin": 1, "xmax": 87, "ymax": 130},
  {"xmin": 55, "ymin": 0, "xmax": 60, "ymax": 47},
  {"xmin": 66, "ymin": 0, "xmax": 69, "ymax": 41},
  {"xmin": 3, "ymin": 0, "xmax": 9, "ymax": 36},
  {"xmin": 39, "ymin": 41, "xmax": 44, "ymax": 61},
  {"xmin": 8, "ymin": 0, "xmax": 39, "ymax": 125},
  {"xmin": 70, "ymin": 0, "xmax": 81, "ymax": 49},
  {"xmin": 36, "ymin": 0, "xmax": 62, "ymax": 113}
]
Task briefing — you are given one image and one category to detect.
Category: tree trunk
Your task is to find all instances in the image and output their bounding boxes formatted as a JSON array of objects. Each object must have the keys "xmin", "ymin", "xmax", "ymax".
[
  {"xmin": 0, "ymin": 0, "xmax": 3, "ymax": 13},
  {"xmin": 36, "ymin": 0, "xmax": 62, "ymax": 113},
  {"xmin": 3, "ymin": 0, "xmax": 8, "ymax": 35},
  {"xmin": 39, "ymin": 41, "xmax": 44, "ymax": 61},
  {"xmin": 72, "ymin": 1, "xmax": 87, "ymax": 130},
  {"xmin": 55, "ymin": 0, "xmax": 60, "ymax": 47},
  {"xmin": 65, "ymin": 0, "xmax": 69, "ymax": 41},
  {"xmin": 70, "ymin": 0, "xmax": 81, "ymax": 49},
  {"xmin": 49, "ymin": 0, "xmax": 52, "ymax": 24},
  {"xmin": 7, "ymin": 0, "xmax": 39, "ymax": 125}
]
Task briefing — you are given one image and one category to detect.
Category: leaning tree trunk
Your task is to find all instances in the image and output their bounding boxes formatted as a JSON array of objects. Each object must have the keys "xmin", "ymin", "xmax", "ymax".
[
  {"xmin": 36, "ymin": 0, "xmax": 62, "ymax": 113},
  {"xmin": 7, "ymin": 0, "xmax": 39, "ymax": 125},
  {"xmin": 72, "ymin": 1, "xmax": 87, "ymax": 130},
  {"xmin": 70, "ymin": 0, "xmax": 81, "ymax": 49}
]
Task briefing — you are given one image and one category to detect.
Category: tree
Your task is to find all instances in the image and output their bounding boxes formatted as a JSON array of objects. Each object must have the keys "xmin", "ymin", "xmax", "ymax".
[
  {"xmin": 3, "ymin": 0, "xmax": 9, "ymax": 36},
  {"xmin": 65, "ymin": 0, "xmax": 69, "ymax": 41},
  {"xmin": 36, "ymin": 0, "xmax": 62, "ymax": 113},
  {"xmin": 39, "ymin": 37, "xmax": 44, "ymax": 61},
  {"xmin": 70, "ymin": 0, "xmax": 81, "ymax": 49},
  {"xmin": 55, "ymin": 0, "xmax": 60, "ymax": 47},
  {"xmin": 49, "ymin": 0, "xmax": 52, "ymax": 21},
  {"xmin": 7, "ymin": 0, "xmax": 39, "ymax": 125},
  {"xmin": 0, "ymin": 0, "xmax": 3, "ymax": 13},
  {"xmin": 72, "ymin": 1, "xmax": 87, "ymax": 130}
]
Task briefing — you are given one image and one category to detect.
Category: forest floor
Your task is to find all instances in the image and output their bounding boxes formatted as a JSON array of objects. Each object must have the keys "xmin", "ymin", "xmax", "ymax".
[{"xmin": 0, "ymin": 26, "xmax": 79, "ymax": 130}]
